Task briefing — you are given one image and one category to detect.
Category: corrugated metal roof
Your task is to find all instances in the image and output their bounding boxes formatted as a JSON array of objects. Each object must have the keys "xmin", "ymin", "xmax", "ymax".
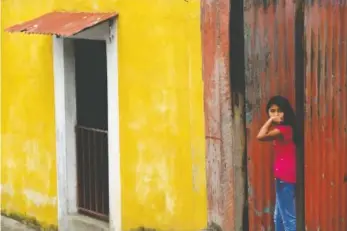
[{"xmin": 5, "ymin": 11, "xmax": 118, "ymax": 37}]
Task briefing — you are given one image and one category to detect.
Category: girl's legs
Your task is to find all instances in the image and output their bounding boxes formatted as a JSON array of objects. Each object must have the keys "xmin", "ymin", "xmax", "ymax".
[
  {"xmin": 275, "ymin": 179, "xmax": 296, "ymax": 231},
  {"xmin": 274, "ymin": 188, "xmax": 285, "ymax": 231}
]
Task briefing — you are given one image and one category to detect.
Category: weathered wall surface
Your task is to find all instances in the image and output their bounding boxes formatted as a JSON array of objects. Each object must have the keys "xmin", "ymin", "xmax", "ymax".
[
  {"xmin": 201, "ymin": 0, "xmax": 235, "ymax": 229},
  {"xmin": 304, "ymin": 1, "xmax": 347, "ymax": 230},
  {"xmin": 201, "ymin": 0, "xmax": 248, "ymax": 230},
  {"xmin": 1, "ymin": 0, "xmax": 207, "ymax": 230},
  {"xmin": 1, "ymin": 1, "xmax": 58, "ymax": 227},
  {"xmin": 244, "ymin": 0, "xmax": 296, "ymax": 230}
]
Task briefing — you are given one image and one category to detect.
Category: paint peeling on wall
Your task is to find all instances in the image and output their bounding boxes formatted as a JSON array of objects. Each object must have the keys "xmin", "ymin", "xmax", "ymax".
[
  {"xmin": 1, "ymin": 184, "xmax": 15, "ymax": 196},
  {"xmin": 1, "ymin": 0, "xmax": 207, "ymax": 230},
  {"xmin": 23, "ymin": 189, "xmax": 57, "ymax": 207},
  {"xmin": 135, "ymin": 148, "xmax": 177, "ymax": 216},
  {"xmin": 201, "ymin": 0, "xmax": 238, "ymax": 230}
]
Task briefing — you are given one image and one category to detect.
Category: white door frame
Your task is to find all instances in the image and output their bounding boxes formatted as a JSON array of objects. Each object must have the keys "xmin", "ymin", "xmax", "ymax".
[{"xmin": 52, "ymin": 19, "xmax": 121, "ymax": 231}]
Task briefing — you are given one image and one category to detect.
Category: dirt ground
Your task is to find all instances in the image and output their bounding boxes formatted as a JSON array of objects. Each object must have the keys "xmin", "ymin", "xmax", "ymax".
[{"xmin": 1, "ymin": 216, "xmax": 36, "ymax": 231}]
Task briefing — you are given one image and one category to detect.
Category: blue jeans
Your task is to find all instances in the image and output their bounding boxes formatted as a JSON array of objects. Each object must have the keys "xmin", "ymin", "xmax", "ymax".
[{"xmin": 274, "ymin": 179, "xmax": 296, "ymax": 231}]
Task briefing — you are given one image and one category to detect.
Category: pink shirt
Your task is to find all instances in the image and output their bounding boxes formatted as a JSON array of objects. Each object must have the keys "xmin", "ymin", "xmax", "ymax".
[{"xmin": 273, "ymin": 125, "xmax": 296, "ymax": 183}]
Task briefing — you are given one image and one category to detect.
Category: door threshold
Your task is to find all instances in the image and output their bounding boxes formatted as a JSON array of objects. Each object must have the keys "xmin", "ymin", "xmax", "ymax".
[{"xmin": 67, "ymin": 214, "xmax": 109, "ymax": 231}]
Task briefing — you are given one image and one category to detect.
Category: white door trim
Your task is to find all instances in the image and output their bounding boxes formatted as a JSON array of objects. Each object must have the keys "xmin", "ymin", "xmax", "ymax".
[{"xmin": 52, "ymin": 19, "xmax": 121, "ymax": 231}]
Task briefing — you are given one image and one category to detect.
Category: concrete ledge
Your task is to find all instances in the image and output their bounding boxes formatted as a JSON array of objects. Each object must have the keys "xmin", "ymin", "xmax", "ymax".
[
  {"xmin": 67, "ymin": 214, "xmax": 109, "ymax": 231},
  {"xmin": 1, "ymin": 216, "xmax": 36, "ymax": 231}
]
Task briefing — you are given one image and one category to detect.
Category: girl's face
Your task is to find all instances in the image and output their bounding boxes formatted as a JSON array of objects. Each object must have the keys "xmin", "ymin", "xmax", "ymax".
[{"xmin": 268, "ymin": 104, "xmax": 284, "ymax": 122}]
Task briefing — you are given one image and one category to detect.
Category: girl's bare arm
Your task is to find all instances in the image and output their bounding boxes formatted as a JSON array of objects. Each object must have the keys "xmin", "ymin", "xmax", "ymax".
[{"xmin": 256, "ymin": 118, "xmax": 282, "ymax": 141}]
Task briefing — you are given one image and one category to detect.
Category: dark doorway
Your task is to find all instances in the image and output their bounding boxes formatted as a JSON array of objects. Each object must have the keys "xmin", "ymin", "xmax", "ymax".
[{"xmin": 74, "ymin": 39, "xmax": 109, "ymax": 221}]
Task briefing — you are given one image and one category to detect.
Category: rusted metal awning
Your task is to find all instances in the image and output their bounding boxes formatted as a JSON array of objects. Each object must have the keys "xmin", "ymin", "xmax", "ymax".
[{"xmin": 5, "ymin": 11, "xmax": 118, "ymax": 37}]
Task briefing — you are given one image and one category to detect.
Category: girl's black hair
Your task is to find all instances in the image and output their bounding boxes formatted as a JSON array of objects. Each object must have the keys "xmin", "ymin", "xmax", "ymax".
[{"xmin": 266, "ymin": 95, "xmax": 299, "ymax": 145}]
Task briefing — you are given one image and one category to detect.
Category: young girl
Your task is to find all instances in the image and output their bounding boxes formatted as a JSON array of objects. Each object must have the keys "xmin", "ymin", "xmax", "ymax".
[{"xmin": 257, "ymin": 95, "xmax": 297, "ymax": 231}]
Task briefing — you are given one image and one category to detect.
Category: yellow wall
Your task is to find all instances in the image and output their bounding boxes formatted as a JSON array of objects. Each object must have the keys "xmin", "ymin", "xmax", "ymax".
[{"xmin": 1, "ymin": 0, "xmax": 207, "ymax": 230}]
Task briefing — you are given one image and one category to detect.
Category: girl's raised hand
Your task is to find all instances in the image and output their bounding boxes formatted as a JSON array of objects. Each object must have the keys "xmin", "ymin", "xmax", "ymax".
[{"xmin": 271, "ymin": 116, "xmax": 283, "ymax": 124}]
